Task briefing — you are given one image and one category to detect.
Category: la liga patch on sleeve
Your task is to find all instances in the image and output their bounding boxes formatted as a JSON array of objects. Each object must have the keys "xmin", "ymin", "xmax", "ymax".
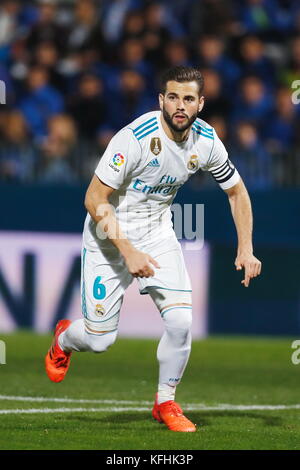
[{"xmin": 109, "ymin": 153, "xmax": 125, "ymax": 172}]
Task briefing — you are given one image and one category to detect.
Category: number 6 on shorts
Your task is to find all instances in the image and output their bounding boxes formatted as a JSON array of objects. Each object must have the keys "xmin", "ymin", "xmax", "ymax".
[{"xmin": 93, "ymin": 276, "xmax": 106, "ymax": 300}]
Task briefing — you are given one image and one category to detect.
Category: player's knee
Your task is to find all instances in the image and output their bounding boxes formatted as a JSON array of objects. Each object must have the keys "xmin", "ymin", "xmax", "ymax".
[
  {"xmin": 162, "ymin": 307, "xmax": 192, "ymax": 346},
  {"xmin": 163, "ymin": 306, "xmax": 192, "ymax": 331},
  {"xmin": 149, "ymin": 288, "xmax": 192, "ymax": 334},
  {"xmin": 86, "ymin": 330, "xmax": 117, "ymax": 353}
]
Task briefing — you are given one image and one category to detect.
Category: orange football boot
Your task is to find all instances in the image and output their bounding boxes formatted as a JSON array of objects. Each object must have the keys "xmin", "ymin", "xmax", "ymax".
[
  {"xmin": 45, "ymin": 320, "xmax": 72, "ymax": 383},
  {"xmin": 152, "ymin": 396, "xmax": 196, "ymax": 432}
]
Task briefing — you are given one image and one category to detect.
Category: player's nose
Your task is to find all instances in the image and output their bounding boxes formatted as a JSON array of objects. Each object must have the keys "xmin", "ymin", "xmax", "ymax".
[{"xmin": 176, "ymin": 101, "xmax": 185, "ymax": 110}]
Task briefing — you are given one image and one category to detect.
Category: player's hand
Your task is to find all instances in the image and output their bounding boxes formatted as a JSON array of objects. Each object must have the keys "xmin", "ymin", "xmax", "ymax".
[
  {"xmin": 124, "ymin": 249, "xmax": 160, "ymax": 278},
  {"xmin": 235, "ymin": 252, "xmax": 262, "ymax": 287}
]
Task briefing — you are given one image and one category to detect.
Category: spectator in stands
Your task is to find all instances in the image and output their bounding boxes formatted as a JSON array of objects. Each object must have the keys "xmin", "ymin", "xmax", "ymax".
[
  {"xmin": 189, "ymin": 0, "xmax": 235, "ymax": 37},
  {"xmin": 142, "ymin": 2, "xmax": 171, "ymax": 69},
  {"xmin": 143, "ymin": 1, "xmax": 185, "ymax": 39},
  {"xmin": 119, "ymin": 38, "xmax": 154, "ymax": 85},
  {"xmin": 108, "ymin": 69, "xmax": 157, "ymax": 130},
  {"xmin": 17, "ymin": 2, "xmax": 39, "ymax": 34},
  {"xmin": 67, "ymin": 73, "xmax": 107, "ymax": 140},
  {"xmin": 8, "ymin": 32, "xmax": 32, "ymax": 91},
  {"xmin": 280, "ymin": 35, "xmax": 300, "ymax": 88},
  {"xmin": 231, "ymin": 75, "xmax": 273, "ymax": 126},
  {"xmin": 263, "ymin": 87, "xmax": 300, "ymax": 152},
  {"xmin": 97, "ymin": 127, "xmax": 116, "ymax": 154},
  {"xmin": 0, "ymin": 0, "xmax": 21, "ymax": 45},
  {"xmin": 230, "ymin": 121, "xmax": 272, "ymax": 189},
  {"xmin": 199, "ymin": 69, "xmax": 230, "ymax": 122},
  {"xmin": 239, "ymin": 35, "xmax": 276, "ymax": 89},
  {"xmin": 196, "ymin": 35, "xmax": 241, "ymax": 92},
  {"xmin": 0, "ymin": 110, "xmax": 36, "ymax": 182},
  {"xmin": 34, "ymin": 40, "xmax": 66, "ymax": 93},
  {"xmin": 101, "ymin": 0, "xmax": 142, "ymax": 44},
  {"xmin": 17, "ymin": 65, "xmax": 64, "ymax": 142},
  {"xmin": 26, "ymin": 0, "xmax": 68, "ymax": 54},
  {"xmin": 0, "ymin": 0, "xmax": 298, "ymax": 188},
  {"xmin": 208, "ymin": 114, "xmax": 229, "ymax": 147},
  {"xmin": 80, "ymin": 126, "xmax": 116, "ymax": 181},
  {"xmin": 66, "ymin": 0, "xmax": 106, "ymax": 58},
  {"xmin": 163, "ymin": 40, "xmax": 193, "ymax": 70},
  {"xmin": 162, "ymin": 0, "xmax": 198, "ymax": 37},
  {"xmin": 0, "ymin": 64, "xmax": 14, "ymax": 105},
  {"xmin": 121, "ymin": 9, "xmax": 145, "ymax": 42},
  {"xmin": 292, "ymin": 6, "xmax": 300, "ymax": 34},
  {"xmin": 234, "ymin": 0, "xmax": 291, "ymax": 37},
  {"xmin": 37, "ymin": 114, "xmax": 78, "ymax": 184}
]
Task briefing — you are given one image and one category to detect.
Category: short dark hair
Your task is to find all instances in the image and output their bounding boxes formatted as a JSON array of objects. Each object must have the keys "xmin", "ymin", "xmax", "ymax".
[{"xmin": 160, "ymin": 66, "xmax": 204, "ymax": 96}]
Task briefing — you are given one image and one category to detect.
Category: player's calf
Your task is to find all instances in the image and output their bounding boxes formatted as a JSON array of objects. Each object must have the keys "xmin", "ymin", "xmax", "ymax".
[{"xmin": 84, "ymin": 329, "xmax": 118, "ymax": 353}]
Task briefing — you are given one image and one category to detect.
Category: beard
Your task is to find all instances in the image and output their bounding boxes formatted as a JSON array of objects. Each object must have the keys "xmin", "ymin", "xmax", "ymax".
[{"xmin": 162, "ymin": 107, "xmax": 198, "ymax": 133}]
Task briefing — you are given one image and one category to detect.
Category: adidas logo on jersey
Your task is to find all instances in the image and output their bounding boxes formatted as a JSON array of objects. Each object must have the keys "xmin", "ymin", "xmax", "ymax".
[{"xmin": 147, "ymin": 158, "xmax": 160, "ymax": 167}]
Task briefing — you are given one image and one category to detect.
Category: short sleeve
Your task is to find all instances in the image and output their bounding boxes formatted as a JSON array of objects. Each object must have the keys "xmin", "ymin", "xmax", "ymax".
[
  {"xmin": 205, "ymin": 129, "xmax": 240, "ymax": 190},
  {"xmin": 95, "ymin": 128, "xmax": 141, "ymax": 189}
]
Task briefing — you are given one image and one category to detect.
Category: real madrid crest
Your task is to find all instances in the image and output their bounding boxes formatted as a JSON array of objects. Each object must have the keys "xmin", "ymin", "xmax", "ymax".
[
  {"xmin": 150, "ymin": 137, "xmax": 162, "ymax": 156},
  {"xmin": 95, "ymin": 304, "xmax": 105, "ymax": 317},
  {"xmin": 187, "ymin": 155, "xmax": 199, "ymax": 171}
]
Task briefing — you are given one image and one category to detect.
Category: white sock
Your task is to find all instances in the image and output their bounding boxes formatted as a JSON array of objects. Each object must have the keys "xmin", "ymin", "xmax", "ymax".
[
  {"xmin": 157, "ymin": 383, "xmax": 176, "ymax": 404},
  {"xmin": 59, "ymin": 318, "xmax": 117, "ymax": 353},
  {"xmin": 58, "ymin": 319, "xmax": 89, "ymax": 352},
  {"xmin": 157, "ymin": 307, "xmax": 192, "ymax": 402}
]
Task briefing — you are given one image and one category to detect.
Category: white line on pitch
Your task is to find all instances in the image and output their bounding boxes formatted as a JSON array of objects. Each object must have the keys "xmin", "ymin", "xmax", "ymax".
[
  {"xmin": 1, "ymin": 404, "xmax": 300, "ymax": 415},
  {"xmin": 0, "ymin": 407, "xmax": 150, "ymax": 415},
  {"xmin": 196, "ymin": 404, "xmax": 300, "ymax": 411},
  {"xmin": 0, "ymin": 395, "xmax": 152, "ymax": 405}
]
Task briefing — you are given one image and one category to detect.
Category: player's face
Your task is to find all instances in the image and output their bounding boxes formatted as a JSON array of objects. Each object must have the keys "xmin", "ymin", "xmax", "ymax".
[{"xmin": 159, "ymin": 81, "xmax": 204, "ymax": 133}]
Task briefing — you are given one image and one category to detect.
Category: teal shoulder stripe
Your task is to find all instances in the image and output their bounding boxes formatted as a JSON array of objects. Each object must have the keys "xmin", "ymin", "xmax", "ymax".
[
  {"xmin": 134, "ymin": 120, "xmax": 157, "ymax": 137},
  {"xmin": 192, "ymin": 128, "xmax": 214, "ymax": 140},
  {"xmin": 136, "ymin": 126, "xmax": 159, "ymax": 140},
  {"xmin": 128, "ymin": 128, "xmax": 142, "ymax": 149},
  {"xmin": 133, "ymin": 116, "xmax": 157, "ymax": 133},
  {"xmin": 193, "ymin": 129, "xmax": 215, "ymax": 140},
  {"xmin": 194, "ymin": 119, "xmax": 213, "ymax": 130},
  {"xmin": 193, "ymin": 122, "xmax": 213, "ymax": 134}
]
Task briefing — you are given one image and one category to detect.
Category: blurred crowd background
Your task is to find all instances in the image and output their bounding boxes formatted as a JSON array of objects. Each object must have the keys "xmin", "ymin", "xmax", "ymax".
[{"xmin": 0, "ymin": 0, "xmax": 300, "ymax": 189}]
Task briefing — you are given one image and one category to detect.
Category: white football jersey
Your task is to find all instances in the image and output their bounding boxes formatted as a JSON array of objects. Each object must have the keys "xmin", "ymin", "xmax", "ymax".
[{"xmin": 83, "ymin": 110, "xmax": 240, "ymax": 250}]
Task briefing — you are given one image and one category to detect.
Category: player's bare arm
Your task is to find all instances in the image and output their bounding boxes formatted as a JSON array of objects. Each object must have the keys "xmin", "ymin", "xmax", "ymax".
[
  {"xmin": 225, "ymin": 179, "xmax": 262, "ymax": 287},
  {"xmin": 84, "ymin": 175, "xmax": 160, "ymax": 278}
]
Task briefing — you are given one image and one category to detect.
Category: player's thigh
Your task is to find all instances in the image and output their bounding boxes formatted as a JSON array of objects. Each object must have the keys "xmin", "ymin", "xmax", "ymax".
[
  {"xmin": 138, "ymin": 246, "xmax": 193, "ymax": 328},
  {"xmin": 137, "ymin": 245, "xmax": 192, "ymax": 296},
  {"xmin": 147, "ymin": 285, "xmax": 193, "ymax": 333},
  {"xmin": 147, "ymin": 286, "xmax": 192, "ymax": 319},
  {"xmin": 81, "ymin": 248, "xmax": 133, "ymax": 334}
]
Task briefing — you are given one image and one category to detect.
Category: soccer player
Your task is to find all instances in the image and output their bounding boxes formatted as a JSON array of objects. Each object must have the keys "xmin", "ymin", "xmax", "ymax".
[{"xmin": 45, "ymin": 66, "xmax": 262, "ymax": 432}]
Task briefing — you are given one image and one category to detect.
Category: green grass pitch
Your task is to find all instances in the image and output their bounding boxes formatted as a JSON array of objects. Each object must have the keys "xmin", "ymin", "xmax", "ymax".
[{"xmin": 0, "ymin": 331, "xmax": 300, "ymax": 450}]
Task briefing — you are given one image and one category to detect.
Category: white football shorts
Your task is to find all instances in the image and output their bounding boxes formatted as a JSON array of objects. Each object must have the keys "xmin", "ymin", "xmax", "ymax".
[{"xmin": 81, "ymin": 237, "xmax": 192, "ymax": 334}]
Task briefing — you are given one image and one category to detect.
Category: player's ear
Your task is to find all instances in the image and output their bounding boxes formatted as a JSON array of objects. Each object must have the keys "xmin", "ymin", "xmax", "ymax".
[
  {"xmin": 159, "ymin": 93, "xmax": 164, "ymax": 111},
  {"xmin": 198, "ymin": 95, "xmax": 204, "ymax": 113}
]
